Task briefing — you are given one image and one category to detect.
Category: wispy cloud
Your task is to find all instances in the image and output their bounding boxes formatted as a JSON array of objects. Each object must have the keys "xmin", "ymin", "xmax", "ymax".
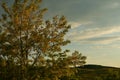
[
  {"xmin": 69, "ymin": 21, "xmax": 93, "ymax": 29},
  {"xmin": 67, "ymin": 26, "xmax": 120, "ymax": 44},
  {"xmin": 81, "ymin": 36, "xmax": 120, "ymax": 44},
  {"xmin": 69, "ymin": 22, "xmax": 82, "ymax": 29},
  {"xmin": 68, "ymin": 26, "xmax": 120, "ymax": 41},
  {"xmin": 90, "ymin": 44, "xmax": 120, "ymax": 49},
  {"xmin": 105, "ymin": 2, "xmax": 120, "ymax": 9}
]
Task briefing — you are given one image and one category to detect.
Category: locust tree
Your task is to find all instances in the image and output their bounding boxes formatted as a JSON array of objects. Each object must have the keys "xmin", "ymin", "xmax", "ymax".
[
  {"xmin": 69, "ymin": 51, "xmax": 86, "ymax": 67},
  {"xmin": 0, "ymin": 0, "xmax": 86, "ymax": 80}
]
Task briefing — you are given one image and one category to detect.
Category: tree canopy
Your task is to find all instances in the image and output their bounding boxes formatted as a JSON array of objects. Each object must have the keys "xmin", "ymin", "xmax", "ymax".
[{"xmin": 0, "ymin": 0, "xmax": 86, "ymax": 80}]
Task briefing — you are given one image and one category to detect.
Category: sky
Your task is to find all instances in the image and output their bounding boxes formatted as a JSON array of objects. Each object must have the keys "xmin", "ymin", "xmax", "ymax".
[
  {"xmin": 41, "ymin": 0, "xmax": 120, "ymax": 67},
  {"xmin": 1, "ymin": 0, "xmax": 120, "ymax": 67}
]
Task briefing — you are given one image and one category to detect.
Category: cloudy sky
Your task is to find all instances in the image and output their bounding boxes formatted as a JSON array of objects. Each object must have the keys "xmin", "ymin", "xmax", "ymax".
[
  {"xmin": 41, "ymin": 0, "xmax": 120, "ymax": 67},
  {"xmin": 1, "ymin": 0, "xmax": 120, "ymax": 67}
]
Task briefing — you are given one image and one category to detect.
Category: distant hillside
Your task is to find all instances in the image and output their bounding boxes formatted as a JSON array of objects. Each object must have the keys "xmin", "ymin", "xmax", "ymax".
[
  {"xmin": 80, "ymin": 64, "xmax": 119, "ymax": 69},
  {"xmin": 76, "ymin": 64, "xmax": 120, "ymax": 80},
  {"xmin": 61, "ymin": 64, "xmax": 120, "ymax": 80}
]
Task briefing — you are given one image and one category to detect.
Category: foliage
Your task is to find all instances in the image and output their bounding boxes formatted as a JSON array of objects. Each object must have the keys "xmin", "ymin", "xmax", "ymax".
[{"xmin": 0, "ymin": 0, "xmax": 86, "ymax": 80}]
